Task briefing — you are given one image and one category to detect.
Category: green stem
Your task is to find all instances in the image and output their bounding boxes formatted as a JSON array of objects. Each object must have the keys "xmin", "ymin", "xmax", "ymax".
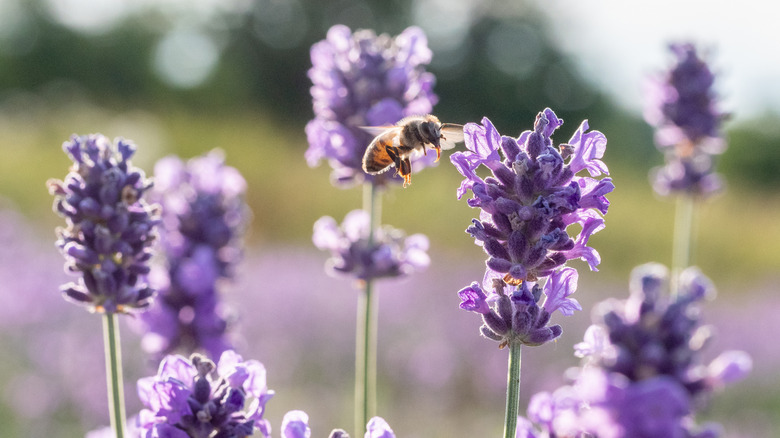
[
  {"xmin": 503, "ymin": 339, "xmax": 522, "ymax": 438},
  {"xmin": 103, "ymin": 312, "xmax": 127, "ymax": 438},
  {"xmin": 355, "ymin": 182, "xmax": 381, "ymax": 435},
  {"xmin": 671, "ymin": 195, "xmax": 696, "ymax": 297}
]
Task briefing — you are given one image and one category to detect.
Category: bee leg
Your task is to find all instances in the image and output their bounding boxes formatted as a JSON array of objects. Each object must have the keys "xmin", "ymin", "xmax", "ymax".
[
  {"xmin": 398, "ymin": 158, "xmax": 412, "ymax": 187},
  {"xmin": 386, "ymin": 145, "xmax": 401, "ymax": 167}
]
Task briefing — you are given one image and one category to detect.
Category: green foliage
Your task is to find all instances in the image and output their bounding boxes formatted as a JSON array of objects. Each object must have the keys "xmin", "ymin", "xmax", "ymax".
[{"xmin": 721, "ymin": 115, "xmax": 780, "ymax": 190}]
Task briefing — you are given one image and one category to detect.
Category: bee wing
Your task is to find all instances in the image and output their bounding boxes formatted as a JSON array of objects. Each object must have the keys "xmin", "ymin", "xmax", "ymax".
[
  {"xmin": 440, "ymin": 123, "xmax": 465, "ymax": 150},
  {"xmin": 359, "ymin": 125, "xmax": 396, "ymax": 137}
]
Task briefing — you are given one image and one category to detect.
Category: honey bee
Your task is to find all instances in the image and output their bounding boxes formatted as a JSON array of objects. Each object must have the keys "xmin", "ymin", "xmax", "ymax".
[{"xmin": 361, "ymin": 114, "xmax": 464, "ymax": 187}]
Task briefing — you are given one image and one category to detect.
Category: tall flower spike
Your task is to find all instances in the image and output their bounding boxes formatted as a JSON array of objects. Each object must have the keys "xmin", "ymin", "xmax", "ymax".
[
  {"xmin": 305, "ymin": 25, "xmax": 438, "ymax": 187},
  {"xmin": 645, "ymin": 43, "xmax": 727, "ymax": 197},
  {"xmin": 137, "ymin": 151, "xmax": 250, "ymax": 360},
  {"xmin": 135, "ymin": 350, "xmax": 274, "ymax": 438},
  {"xmin": 517, "ymin": 264, "xmax": 752, "ymax": 437},
  {"xmin": 313, "ymin": 209, "xmax": 430, "ymax": 283},
  {"xmin": 451, "ymin": 109, "xmax": 613, "ymax": 286},
  {"xmin": 47, "ymin": 134, "xmax": 160, "ymax": 314}
]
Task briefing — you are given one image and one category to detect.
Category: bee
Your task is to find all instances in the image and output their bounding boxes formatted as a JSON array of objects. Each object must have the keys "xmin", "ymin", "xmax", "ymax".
[{"xmin": 361, "ymin": 114, "xmax": 464, "ymax": 187}]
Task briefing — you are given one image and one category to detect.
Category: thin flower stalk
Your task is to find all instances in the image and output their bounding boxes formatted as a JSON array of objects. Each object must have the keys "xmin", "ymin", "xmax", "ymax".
[
  {"xmin": 671, "ymin": 195, "xmax": 696, "ymax": 295},
  {"xmin": 503, "ymin": 340, "xmax": 521, "ymax": 438},
  {"xmin": 48, "ymin": 134, "xmax": 160, "ymax": 438},
  {"xmin": 103, "ymin": 312, "xmax": 127, "ymax": 438},
  {"xmin": 356, "ymin": 181, "xmax": 381, "ymax": 433}
]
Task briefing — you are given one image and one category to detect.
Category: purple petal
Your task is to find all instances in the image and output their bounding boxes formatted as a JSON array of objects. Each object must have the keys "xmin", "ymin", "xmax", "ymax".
[
  {"xmin": 158, "ymin": 355, "xmax": 196, "ymax": 387},
  {"xmin": 281, "ymin": 410, "xmax": 311, "ymax": 438},
  {"xmin": 312, "ymin": 216, "xmax": 341, "ymax": 251},
  {"xmin": 458, "ymin": 282, "xmax": 491, "ymax": 314},
  {"xmin": 707, "ymin": 350, "xmax": 752, "ymax": 385},
  {"xmin": 365, "ymin": 417, "xmax": 395, "ymax": 438},
  {"xmin": 542, "ymin": 267, "xmax": 581, "ymax": 316},
  {"xmin": 567, "ymin": 120, "xmax": 609, "ymax": 177}
]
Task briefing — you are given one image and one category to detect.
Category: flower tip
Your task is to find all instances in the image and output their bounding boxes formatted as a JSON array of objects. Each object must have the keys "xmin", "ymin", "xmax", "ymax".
[
  {"xmin": 708, "ymin": 350, "xmax": 752, "ymax": 385},
  {"xmin": 365, "ymin": 416, "xmax": 395, "ymax": 438},
  {"xmin": 282, "ymin": 410, "xmax": 311, "ymax": 438}
]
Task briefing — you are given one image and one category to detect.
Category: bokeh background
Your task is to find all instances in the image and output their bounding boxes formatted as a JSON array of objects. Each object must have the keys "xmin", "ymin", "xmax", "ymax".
[{"xmin": 1, "ymin": 0, "xmax": 778, "ymax": 436}]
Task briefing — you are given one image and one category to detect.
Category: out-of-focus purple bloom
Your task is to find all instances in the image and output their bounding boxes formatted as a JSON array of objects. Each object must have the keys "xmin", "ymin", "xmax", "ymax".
[
  {"xmin": 518, "ymin": 263, "xmax": 751, "ymax": 437},
  {"xmin": 136, "ymin": 151, "xmax": 250, "ymax": 360},
  {"xmin": 451, "ymin": 109, "xmax": 613, "ymax": 285},
  {"xmin": 645, "ymin": 43, "xmax": 724, "ymax": 147},
  {"xmin": 574, "ymin": 325, "xmax": 616, "ymax": 365},
  {"xmin": 136, "ymin": 350, "xmax": 274, "ymax": 438},
  {"xmin": 282, "ymin": 410, "xmax": 311, "ymax": 438},
  {"xmin": 650, "ymin": 150, "xmax": 724, "ymax": 198},
  {"xmin": 365, "ymin": 417, "xmax": 396, "ymax": 438},
  {"xmin": 305, "ymin": 25, "xmax": 438, "ymax": 187},
  {"xmin": 589, "ymin": 263, "xmax": 752, "ymax": 400},
  {"xmin": 577, "ymin": 369, "xmax": 693, "ymax": 438},
  {"xmin": 313, "ymin": 209, "xmax": 429, "ymax": 282},
  {"xmin": 47, "ymin": 134, "xmax": 160, "ymax": 314},
  {"xmin": 645, "ymin": 43, "xmax": 727, "ymax": 198},
  {"xmin": 458, "ymin": 268, "xmax": 580, "ymax": 347}
]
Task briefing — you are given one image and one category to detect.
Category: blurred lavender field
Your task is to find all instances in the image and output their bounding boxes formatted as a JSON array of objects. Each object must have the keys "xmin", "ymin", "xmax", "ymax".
[
  {"xmin": 2, "ymin": 3, "xmax": 780, "ymax": 433},
  {"xmin": 0, "ymin": 200, "xmax": 776, "ymax": 436}
]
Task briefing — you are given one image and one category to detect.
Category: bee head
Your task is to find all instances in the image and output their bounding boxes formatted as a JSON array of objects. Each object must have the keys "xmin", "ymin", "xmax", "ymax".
[{"xmin": 420, "ymin": 121, "xmax": 442, "ymax": 147}]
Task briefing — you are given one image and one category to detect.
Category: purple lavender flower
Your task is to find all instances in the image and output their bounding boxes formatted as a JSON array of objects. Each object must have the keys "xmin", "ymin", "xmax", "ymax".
[
  {"xmin": 645, "ymin": 43, "xmax": 727, "ymax": 197},
  {"xmin": 575, "ymin": 368, "xmax": 698, "ymax": 438},
  {"xmin": 585, "ymin": 264, "xmax": 751, "ymax": 401},
  {"xmin": 135, "ymin": 350, "xmax": 274, "ymax": 438},
  {"xmin": 645, "ymin": 43, "xmax": 724, "ymax": 147},
  {"xmin": 458, "ymin": 267, "xmax": 580, "ymax": 347},
  {"xmin": 305, "ymin": 25, "xmax": 438, "ymax": 186},
  {"xmin": 452, "ymin": 109, "xmax": 611, "ymax": 346},
  {"xmin": 650, "ymin": 152, "xmax": 723, "ymax": 197},
  {"xmin": 451, "ymin": 109, "xmax": 613, "ymax": 285},
  {"xmin": 47, "ymin": 134, "xmax": 159, "ymax": 314},
  {"xmin": 136, "ymin": 151, "xmax": 250, "ymax": 360},
  {"xmin": 518, "ymin": 263, "xmax": 751, "ymax": 437},
  {"xmin": 313, "ymin": 209, "xmax": 430, "ymax": 282}
]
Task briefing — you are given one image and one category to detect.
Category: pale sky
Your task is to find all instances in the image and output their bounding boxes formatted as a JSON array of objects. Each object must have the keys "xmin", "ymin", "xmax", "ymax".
[
  {"xmin": 532, "ymin": 0, "xmax": 780, "ymax": 121},
  {"xmin": 4, "ymin": 0, "xmax": 779, "ymax": 122}
]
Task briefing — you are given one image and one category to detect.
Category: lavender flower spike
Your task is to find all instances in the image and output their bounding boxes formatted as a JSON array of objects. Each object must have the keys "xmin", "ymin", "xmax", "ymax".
[
  {"xmin": 645, "ymin": 43, "xmax": 727, "ymax": 197},
  {"xmin": 306, "ymin": 25, "xmax": 438, "ymax": 187},
  {"xmin": 517, "ymin": 263, "xmax": 751, "ymax": 437},
  {"xmin": 47, "ymin": 134, "xmax": 160, "ymax": 314},
  {"xmin": 136, "ymin": 350, "xmax": 274, "ymax": 438},
  {"xmin": 451, "ymin": 109, "xmax": 614, "ymax": 286},
  {"xmin": 136, "ymin": 151, "xmax": 250, "ymax": 360},
  {"xmin": 313, "ymin": 209, "xmax": 430, "ymax": 282}
]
